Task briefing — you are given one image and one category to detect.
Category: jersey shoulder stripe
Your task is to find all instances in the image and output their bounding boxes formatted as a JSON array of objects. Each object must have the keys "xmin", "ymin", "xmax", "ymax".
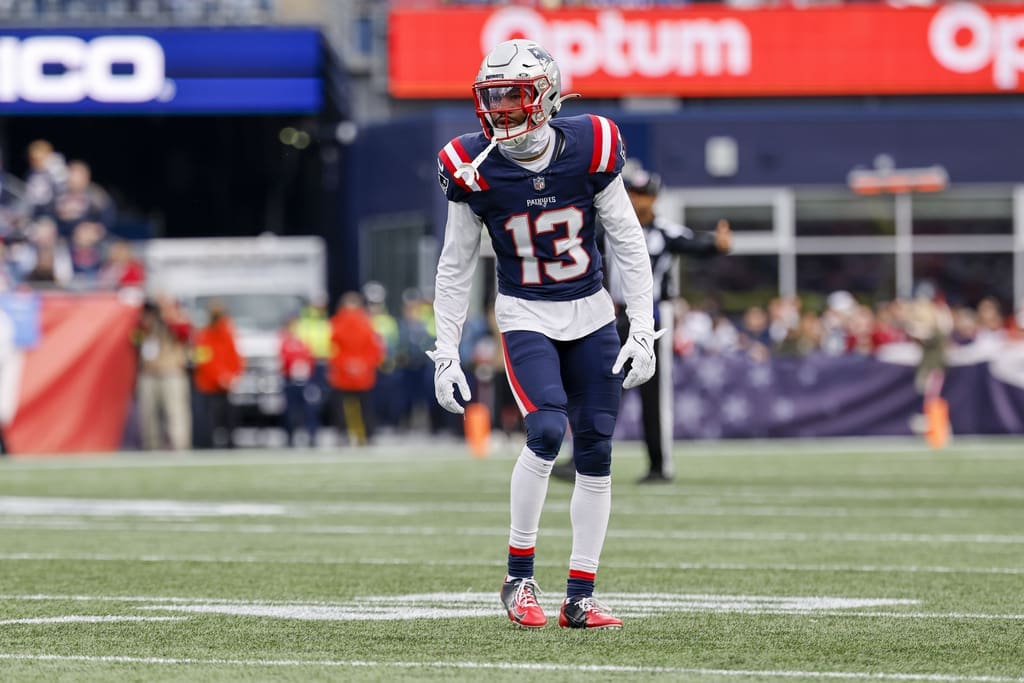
[
  {"xmin": 586, "ymin": 114, "xmax": 621, "ymax": 174},
  {"xmin": 438, "ymin": 135, "xmax": 490, "ymax": 193}
]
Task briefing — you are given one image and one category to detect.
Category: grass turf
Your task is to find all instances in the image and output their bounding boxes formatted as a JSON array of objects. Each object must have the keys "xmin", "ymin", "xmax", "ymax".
[{"xmin": 0, "ymin": 437, "xmax": 1021, "ymax": 682}]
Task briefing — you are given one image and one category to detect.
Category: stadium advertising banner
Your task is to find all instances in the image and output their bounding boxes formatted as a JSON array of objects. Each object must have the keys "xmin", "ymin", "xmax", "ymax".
[
  {"xmin": 0, "ymin": 28, "xmax": 322, "ymax": 114},
  {"xmin": 7, "ymin": 293, "xmax": 138, "ymax": 455},
  {"xmin": 389, "ymin": 4, "xmax": 1024, "ymax": 98}
]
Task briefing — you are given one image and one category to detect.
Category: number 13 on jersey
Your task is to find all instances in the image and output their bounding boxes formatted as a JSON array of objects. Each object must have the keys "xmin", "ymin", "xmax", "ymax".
[{"xmin": 504, "ymin": 207, "xmax": 591, "ymax": 285}]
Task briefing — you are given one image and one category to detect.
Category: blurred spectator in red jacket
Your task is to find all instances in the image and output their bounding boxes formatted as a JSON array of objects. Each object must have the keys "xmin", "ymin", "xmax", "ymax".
[
  {"xmin": 329, "ymin": 291, "xmax": 384, "ymax": 446},
  {"xmin": 98, "ymin": 239, "xmax": 145, "ymax": 291},
  {"xmin": 845, "ymin": 304, "xmax": 877, "ymax": 355},
  {"xmin": 871, "ymin": 300, "xmax": 907, "ymax": 350},
  {"xmin": 193, "ymin": 299, "xmax": 243, "ymax": 449}
]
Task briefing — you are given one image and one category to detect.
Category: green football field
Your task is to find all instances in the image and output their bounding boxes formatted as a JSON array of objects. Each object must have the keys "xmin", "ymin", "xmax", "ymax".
[{"xmin": 1, "ymin": 437, "xmax": 1022, "ymax": 682}]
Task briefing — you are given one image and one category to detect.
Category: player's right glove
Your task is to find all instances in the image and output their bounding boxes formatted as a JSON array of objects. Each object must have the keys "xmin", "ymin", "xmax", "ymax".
[{"xmin": 426, "ymin": 350, "xmax": 472, "ymax": 415}]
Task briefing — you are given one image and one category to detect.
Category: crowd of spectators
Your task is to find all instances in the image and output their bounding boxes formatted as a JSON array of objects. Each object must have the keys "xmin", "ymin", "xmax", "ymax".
[
  {"xmin": 0, "ymin": 139, "xmax": 144, "ymax": 295},
  {"xmin": 0, "ymin": 0, "xmax": 273, "ymax": 24},
  {"xmin": 670, "ymin": 291, "xmax": 1024, "ymax": 362},
  {"xmin": 448, "ymin": 287, "xmax": 1024, "ymax": 445}
]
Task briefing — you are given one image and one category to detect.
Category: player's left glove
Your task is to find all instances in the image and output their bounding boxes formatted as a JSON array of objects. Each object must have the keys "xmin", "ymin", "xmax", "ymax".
[
  {"xmin": 612, "ymin": 328, "xmax": 666, "ymax": 390},
  {"xmin": 426, "ymin": 350, "xmax": 472, "ymax": 415}
]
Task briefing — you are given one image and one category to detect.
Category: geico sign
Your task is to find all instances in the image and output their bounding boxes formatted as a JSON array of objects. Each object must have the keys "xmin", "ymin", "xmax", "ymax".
[
  {"xmin": 0, "ymin": 35, "xmax": 166, "ymax": 103},
  {"xmin": 930, "ymin": 3, "xmax": 1024, "ymax": 89},
  {"xmin": 481, "ymin": 8, "xmax": 750, "ymax": 88}
]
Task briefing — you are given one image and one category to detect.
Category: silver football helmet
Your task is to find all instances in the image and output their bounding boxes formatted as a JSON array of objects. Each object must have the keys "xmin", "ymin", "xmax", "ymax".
[{"xmin": 472, "ymin": 39, "xmax": 562, "ymax": 146}]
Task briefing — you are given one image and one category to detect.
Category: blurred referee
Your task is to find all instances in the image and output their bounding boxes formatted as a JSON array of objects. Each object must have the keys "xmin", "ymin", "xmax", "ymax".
[{"xmin": 553, "ymin": 159, "xmax": 732, "ymax": 483}]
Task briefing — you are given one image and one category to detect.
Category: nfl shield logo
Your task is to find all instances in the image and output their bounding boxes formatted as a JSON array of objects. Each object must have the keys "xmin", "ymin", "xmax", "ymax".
[{"xmin": 532, "ymin": 176, "xmax": 545, "ymax": 192}]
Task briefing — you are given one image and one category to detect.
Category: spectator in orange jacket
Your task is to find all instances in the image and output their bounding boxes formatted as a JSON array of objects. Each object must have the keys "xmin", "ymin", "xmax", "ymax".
[
  {"xmin": 329, "ymin": 291, "xmax": 384, "ymax": 446},
  {"xmin": 193, "ymin": 299, "xmax": 244, "ymax": 449}
]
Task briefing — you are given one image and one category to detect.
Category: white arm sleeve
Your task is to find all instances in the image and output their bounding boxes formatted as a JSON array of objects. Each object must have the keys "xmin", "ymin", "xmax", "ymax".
[
  {"xmin": 432, "ymin": 200, "xmax": 484, "ymax": 359},
  {"xmin": 595, "ymin": 175, "xmax": 655, "ymax": 334}
]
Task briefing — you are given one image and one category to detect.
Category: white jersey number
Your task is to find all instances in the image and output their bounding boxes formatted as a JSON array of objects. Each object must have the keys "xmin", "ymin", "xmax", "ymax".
[{"xmin": 504, "ymin": 207, "xmax": 590, "ymax": 285}]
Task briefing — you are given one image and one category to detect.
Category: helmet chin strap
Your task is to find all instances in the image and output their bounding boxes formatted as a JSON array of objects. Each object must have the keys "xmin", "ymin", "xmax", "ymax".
[
  {"xmin": 454, "ymin": 119, "xmax": 533, "ymax": 184},
  {"xmin": 454, "ymin": 137, "xmax": 499, "ymax": 185}
]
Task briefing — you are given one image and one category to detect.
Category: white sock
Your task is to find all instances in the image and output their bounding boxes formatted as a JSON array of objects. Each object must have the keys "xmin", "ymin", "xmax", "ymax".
[
  {"xmin": 569, "ymin": 472, "xmax": 611, "ymax": 575},
  {"xmin": 509, "ymin": 446, "xmax": 554, "ymax": 550}
]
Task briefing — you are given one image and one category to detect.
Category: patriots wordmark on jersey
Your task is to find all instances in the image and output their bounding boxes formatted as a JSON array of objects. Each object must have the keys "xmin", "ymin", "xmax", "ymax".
[{"xmin": 437, "ymin": 114, "xmax": 626, "ymax": 303}]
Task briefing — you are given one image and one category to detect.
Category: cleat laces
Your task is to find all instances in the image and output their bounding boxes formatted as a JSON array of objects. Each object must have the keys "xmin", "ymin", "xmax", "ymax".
[
  {"xmin": 578, "ymin": 597, "xmax": 612, "ymax": 617},
  {"xmin": 514, "ymin": 578, "xmax": 542, "ymax": 609}
]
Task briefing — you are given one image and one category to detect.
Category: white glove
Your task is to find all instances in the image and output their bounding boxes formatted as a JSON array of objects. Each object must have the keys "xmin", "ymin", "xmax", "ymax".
[
  {"xmin": 612, "ymin": 329, "xmax": 666, "ymax": 390},
  {"xmin": 426, "ymin": 351, "xmax": 471, "ymax": 414}
]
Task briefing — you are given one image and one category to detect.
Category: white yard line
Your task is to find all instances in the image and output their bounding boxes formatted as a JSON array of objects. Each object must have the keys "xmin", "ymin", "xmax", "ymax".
[
  {"xmin": 0, "ymin": 616, "xmax": 186, "ymax": 625},
  {"xmin": 305, "ymin": 502, "xmax": 975, "ymax": 519},
  {"xmin": 0, "ymin": 653, "xmax": 1019, "ymax": 681},
  {"xmin": 2, "ymin": 593, "xmax": 1022, "ymax": 622},
  {"xmin": 1, "ymin": 519, "xmax": 1021, "ymax": 544},
  {"xmin": 2, "ymin": 554, "xmax": 1023, "ymax": 576},
  {"xmin": 0, "ymin": 495, "xmax": 980, "ymax": 519},
  {"xmin": 638, "ymin": 486, "xmax": 1024, "ymax": 501}
]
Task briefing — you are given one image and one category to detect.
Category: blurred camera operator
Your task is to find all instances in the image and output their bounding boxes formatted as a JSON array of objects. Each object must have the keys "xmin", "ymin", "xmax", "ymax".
[{"xmin": 134, "ymin": 295, "xmax": 192, "ymax": 451}]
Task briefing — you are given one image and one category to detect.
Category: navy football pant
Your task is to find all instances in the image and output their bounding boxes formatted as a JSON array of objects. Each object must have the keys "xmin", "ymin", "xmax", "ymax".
[{"xmin": 500, "ymin": 322, "xmax": 623, "ymax": 477}]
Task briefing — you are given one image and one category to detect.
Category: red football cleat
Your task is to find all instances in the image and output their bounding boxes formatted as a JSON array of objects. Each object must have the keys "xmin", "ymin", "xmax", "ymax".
[
  {"xmin": 558, "ymin": 595, "xmax": 623, "ymax": 630},
  {"xmin": 500, "ymin": 577, "xmax": 547, "ymax": 628}
]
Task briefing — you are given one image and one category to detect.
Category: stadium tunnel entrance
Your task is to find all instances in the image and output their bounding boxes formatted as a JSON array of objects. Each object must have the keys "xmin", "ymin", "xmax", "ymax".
[{"xmin": 1, "ymin": 115, "xmax": 333, "ymax": 243}]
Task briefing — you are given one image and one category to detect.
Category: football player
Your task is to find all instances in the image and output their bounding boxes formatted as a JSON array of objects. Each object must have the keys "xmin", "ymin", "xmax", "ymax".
[{"xmin": 428, "ymin": 39, "xmax": 657, "ymax": 630}]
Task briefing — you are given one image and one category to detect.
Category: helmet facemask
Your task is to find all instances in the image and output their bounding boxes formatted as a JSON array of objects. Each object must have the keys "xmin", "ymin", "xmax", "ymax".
[{"xmin": 473, "ymin": 77, "xmax": 553, "ymax": 146}]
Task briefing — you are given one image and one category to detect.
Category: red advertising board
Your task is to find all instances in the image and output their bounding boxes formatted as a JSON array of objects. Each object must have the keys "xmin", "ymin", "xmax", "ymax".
[
  {"xmin": 8, "ymin": 294, "xmax": 138, "ymax": 455},
  {"xmin": 389, "ymin": 4, "xmax": 1024, "ymax": 98}
]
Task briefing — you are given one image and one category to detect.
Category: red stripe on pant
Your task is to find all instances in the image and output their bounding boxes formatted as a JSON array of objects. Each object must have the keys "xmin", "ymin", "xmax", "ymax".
[{"xmin": 501, "ymin": 332, "xmax": 538, "ymax": 414}]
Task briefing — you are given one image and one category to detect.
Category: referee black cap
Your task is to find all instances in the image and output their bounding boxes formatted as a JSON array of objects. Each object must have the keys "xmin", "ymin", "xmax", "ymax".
[{"xmin": 622, "ymin": 158, "xmax": 661, "ymax": 196}]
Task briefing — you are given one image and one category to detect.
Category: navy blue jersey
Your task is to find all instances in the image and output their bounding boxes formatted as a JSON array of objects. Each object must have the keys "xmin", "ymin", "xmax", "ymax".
[{"xmin": 437, "ymin": 115, "xmax": 626, "ymax": 302}]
